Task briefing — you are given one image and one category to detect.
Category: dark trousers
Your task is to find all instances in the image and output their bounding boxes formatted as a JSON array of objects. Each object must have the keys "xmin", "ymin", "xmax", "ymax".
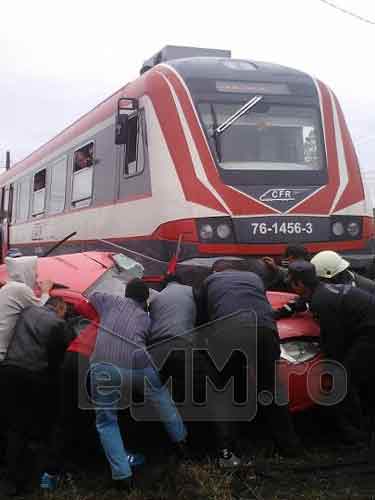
[
  {"xmin": 44, "ymin": 351, "xmax": 95, "ymax": 474},
  {"xmin": 337, "ymin": 339, "xmax": 375, "ymax": 428},
  {"xmin": 201, "ymin": 316, "xmax": 299, "ymax": 450},
  {"xmin": 344, "ymin": 339, "xmax": 375, "ymax": 398},
  {"xmin": 0, "ymin": 365, "xmax": 58, "ymax": 487},
  {"xmin": 255, "ymin": 327, "xmax": 300, "ymax": 449},
  {"xmin": 152, "ymin": 315, "xmax": 298, "ymax": 451},
  {"xmin": 158, "ymin": 349, "xmax": 235, "ymax": 450}
]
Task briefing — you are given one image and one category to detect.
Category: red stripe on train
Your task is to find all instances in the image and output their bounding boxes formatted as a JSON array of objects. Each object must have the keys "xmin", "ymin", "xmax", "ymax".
[
  {"xmin": 158, "ymin": 65, "xmax": 278, "ymax": 216},
  {"xmin": 198, "ymin": 239, "xmax": 368, "ymax": 255},
  {"xmin": 144, "ymin": 71, "xmax": 226, "ymax": 212},
  {"xmin": 332, "ymin": 93, "xmax": 365, "ymax": 213},
  {"xmin": 292, "ymin": 80, "xmax": 340, "ymax": 214}
]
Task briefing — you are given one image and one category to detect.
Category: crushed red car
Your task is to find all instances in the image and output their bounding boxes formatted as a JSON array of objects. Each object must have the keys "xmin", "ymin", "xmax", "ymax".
[{"xmin": 0, "ymin": 251, "xmax": 324, "ymax": 412}]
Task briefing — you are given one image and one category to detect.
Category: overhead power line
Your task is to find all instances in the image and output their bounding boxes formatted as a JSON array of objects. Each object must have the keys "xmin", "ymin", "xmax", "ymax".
[{"xmin": 317, "ymin": 0, "xmax": 375, "ymax": 25}]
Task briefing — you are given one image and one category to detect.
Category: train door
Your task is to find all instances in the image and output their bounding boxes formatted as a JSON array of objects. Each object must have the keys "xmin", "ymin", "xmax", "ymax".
[{"xmin": 116, "ymin": 101, "xmax": 151, "ymax": 202}]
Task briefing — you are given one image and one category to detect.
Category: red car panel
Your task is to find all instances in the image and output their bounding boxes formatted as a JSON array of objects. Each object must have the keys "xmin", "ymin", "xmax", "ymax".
[{"xmin": 0, "ymin": 252, "xmax": 114, "ymax": 294}]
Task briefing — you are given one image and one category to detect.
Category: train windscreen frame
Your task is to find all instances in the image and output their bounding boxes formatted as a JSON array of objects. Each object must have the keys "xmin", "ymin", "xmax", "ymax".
[{"xmin": 194, "ymin": 92, "xmax": 328, "ymax": 186}]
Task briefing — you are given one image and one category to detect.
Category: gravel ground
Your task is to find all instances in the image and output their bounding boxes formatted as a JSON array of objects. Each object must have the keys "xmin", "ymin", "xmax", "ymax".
[{"xmin": 2, "ymin": 408, "xmax": 375, "ymax": 500}]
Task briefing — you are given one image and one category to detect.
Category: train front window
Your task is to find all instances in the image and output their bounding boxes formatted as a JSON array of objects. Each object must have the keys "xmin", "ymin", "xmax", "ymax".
[{"xmin": 199, "ymin": 102, "xmax": 324, "ymax": 172}]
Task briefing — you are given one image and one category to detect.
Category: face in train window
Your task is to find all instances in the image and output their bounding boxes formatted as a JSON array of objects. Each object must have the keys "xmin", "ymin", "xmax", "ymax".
[
  {"xmin": 72, "ymin": 142, "xmax": 94, "ymax": 205},
  {"xmin": 73, "ymin": 142, "xmax": 94, "ymax": 172}
]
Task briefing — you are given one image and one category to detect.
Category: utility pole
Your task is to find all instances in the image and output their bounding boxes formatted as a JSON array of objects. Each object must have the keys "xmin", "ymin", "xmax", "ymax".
[{"xmin": 5, "ymin": 151, "xmax": 10, "ymax": 170}]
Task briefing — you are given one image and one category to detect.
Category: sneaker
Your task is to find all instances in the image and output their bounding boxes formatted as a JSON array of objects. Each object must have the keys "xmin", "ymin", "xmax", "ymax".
[
  {"xmin": 40, "ymin": 472, "xmax": 60, "ymax": 490},
  {"xmin": 127, "ymin": 452, "xmax": 146, "ymax": 468},
  {"xmin": 218, "ymin": 449, "xmax": 242, "ymax": 468}
]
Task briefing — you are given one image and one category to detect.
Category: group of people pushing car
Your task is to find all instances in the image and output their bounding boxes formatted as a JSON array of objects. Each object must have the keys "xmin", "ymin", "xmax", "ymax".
[{"xmin": 0, "ymin": 245, "xmax": 374, "ymax": 496}]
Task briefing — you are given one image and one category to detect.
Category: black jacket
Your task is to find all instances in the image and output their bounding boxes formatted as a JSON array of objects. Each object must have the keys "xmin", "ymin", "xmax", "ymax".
[
  {"xmin": 346, "ymin": 271, "xmax": 375, "ymax": 295},
  {"xmin": 267, "ymin": 265, "xmax": 290, "ymax": 292},
  {"xmin": 194, "ymin": 270, "xmax": 277, "ymax": 333},
  {"xmin": 273, "ymin": 271, "xmax": 375, "ymax": 320},
  {"xmin": 2, "ymin": 305, "xmax": 74, "ymax": 374},
  {"xmin": 310, "ymin": 283, "xmax": 375, "ymax": 361}
]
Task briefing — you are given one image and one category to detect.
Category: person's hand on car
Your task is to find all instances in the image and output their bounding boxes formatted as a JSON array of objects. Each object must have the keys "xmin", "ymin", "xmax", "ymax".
[
  {"xmin": 40, "ymin": 280, "xmax": 54, "ymax": 294},
  {"xmin": 262, "ymin": 256, "xmax": 278, "ymax": 272}
]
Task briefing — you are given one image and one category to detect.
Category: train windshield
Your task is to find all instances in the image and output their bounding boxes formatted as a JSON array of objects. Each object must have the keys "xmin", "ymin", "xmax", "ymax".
[{"xmin": 199, "ymin": 102, "xmax": 324, "ymax": 172}]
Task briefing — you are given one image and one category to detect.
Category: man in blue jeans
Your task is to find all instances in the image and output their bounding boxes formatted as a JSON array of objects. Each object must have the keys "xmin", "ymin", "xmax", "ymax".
[{"xmin": 89, "ymin": 278, "xmax": 187, "ymax": 491}]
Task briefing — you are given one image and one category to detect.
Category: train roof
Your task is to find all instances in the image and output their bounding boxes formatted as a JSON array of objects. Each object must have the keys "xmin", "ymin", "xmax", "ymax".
[
  {"xmin": 141, "ymin": 45, "xmax": 312, "ymax": 82},
  {"xmin": 167, "ymin": 57, "xmax": 315, "ymax": 89},
  {"xmin": 141, "ymin": 45, "xmax": 313, "ymax": 83}
]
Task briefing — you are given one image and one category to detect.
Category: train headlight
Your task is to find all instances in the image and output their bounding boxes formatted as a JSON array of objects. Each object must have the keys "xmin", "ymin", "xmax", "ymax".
[
  {"xmin": 199, "ymin": 224, "xmax": 214, "ymax": 240},
  {"xmin": 347, "ymin": 222, "xmax": 360, "ymax": 237},
  {"xmin": 197, "ymin": 218, "xmax": 235, "ymax": 243},
  {"xmin": 332, "ymin": 222, "xmax": 345, "ymax": 236},
  {"xmin": 216, "ymin": 223, "xmax": 232, "ymax": 239}
]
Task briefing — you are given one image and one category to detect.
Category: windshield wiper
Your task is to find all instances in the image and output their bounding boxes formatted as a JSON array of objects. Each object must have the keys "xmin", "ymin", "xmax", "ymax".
[
  {"xmin": 42, "ymin": 231, "xmax": 77, "ymax": 257},
  {"xmin": 210, "ymin": 103, "xmax": 222, "ymax": 162},
  {"xmin": 215, "ymin": 95, "xmax": 263, "ymax": 136}
]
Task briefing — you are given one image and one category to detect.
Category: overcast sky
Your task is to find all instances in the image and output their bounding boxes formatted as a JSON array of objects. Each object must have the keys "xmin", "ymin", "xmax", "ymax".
[{"xmin": 1, "ymin": 0, "xmax": 374, "ymax": 178}]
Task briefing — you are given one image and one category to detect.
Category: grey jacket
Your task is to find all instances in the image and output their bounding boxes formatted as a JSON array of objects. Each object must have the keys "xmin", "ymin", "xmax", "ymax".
[
  {"xmin": 149, "ymin": 282, "xmax": 197, "ymax": 344},
  {"xmin": 0, "ymin": 257, "xmax": 49, "ymax": 361}
]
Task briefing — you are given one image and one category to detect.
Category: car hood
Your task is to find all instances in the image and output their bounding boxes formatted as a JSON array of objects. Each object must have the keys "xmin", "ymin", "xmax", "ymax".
[
  {"xmin": 267, "ymin": 291, "xmax": 320, "ymax": 341},
  {"xmin": 0, "ymin": 252, "xmax": 113, "ymax": 294}
]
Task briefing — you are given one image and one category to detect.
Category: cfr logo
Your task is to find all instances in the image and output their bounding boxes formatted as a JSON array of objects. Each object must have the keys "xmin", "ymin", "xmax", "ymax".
[{"xmin": 259, "ymin": 188, "xmax": 308, "ymax": 202}]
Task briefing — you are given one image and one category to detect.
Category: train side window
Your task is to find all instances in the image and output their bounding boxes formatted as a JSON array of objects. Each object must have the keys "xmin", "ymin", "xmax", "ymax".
[
  {"xmin": 72, "ymin": 142, "xmax": 94, "ymax": 206},
  {"xmin": 32, "ymin": 169, "xmax": 46, "ymax": 216},
  {"xmin": 49, "ymin": 157, "xmax": 67, "ymax": 214},
  {"xmin": 17, "ymin": 178, "xmax": 30, "ymax": 222},
  {"xmin": 124, "ymin": 112, "xmax": 145, "ymax": 177}
]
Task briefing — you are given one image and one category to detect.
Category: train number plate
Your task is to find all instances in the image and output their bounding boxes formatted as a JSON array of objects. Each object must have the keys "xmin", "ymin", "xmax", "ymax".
[
  {"xmin": 250, "ymin": 221, "xmax": 314, "ymax": 236},
  {"xmin": 233, "ymin": 217, "xmax": 330, "ymax": 243}
]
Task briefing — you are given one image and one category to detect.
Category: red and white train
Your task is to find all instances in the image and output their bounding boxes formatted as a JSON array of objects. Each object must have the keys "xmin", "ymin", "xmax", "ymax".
[{"xmin": 1, "ymin": 45, "xmax": 373, "ymax": 269}]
